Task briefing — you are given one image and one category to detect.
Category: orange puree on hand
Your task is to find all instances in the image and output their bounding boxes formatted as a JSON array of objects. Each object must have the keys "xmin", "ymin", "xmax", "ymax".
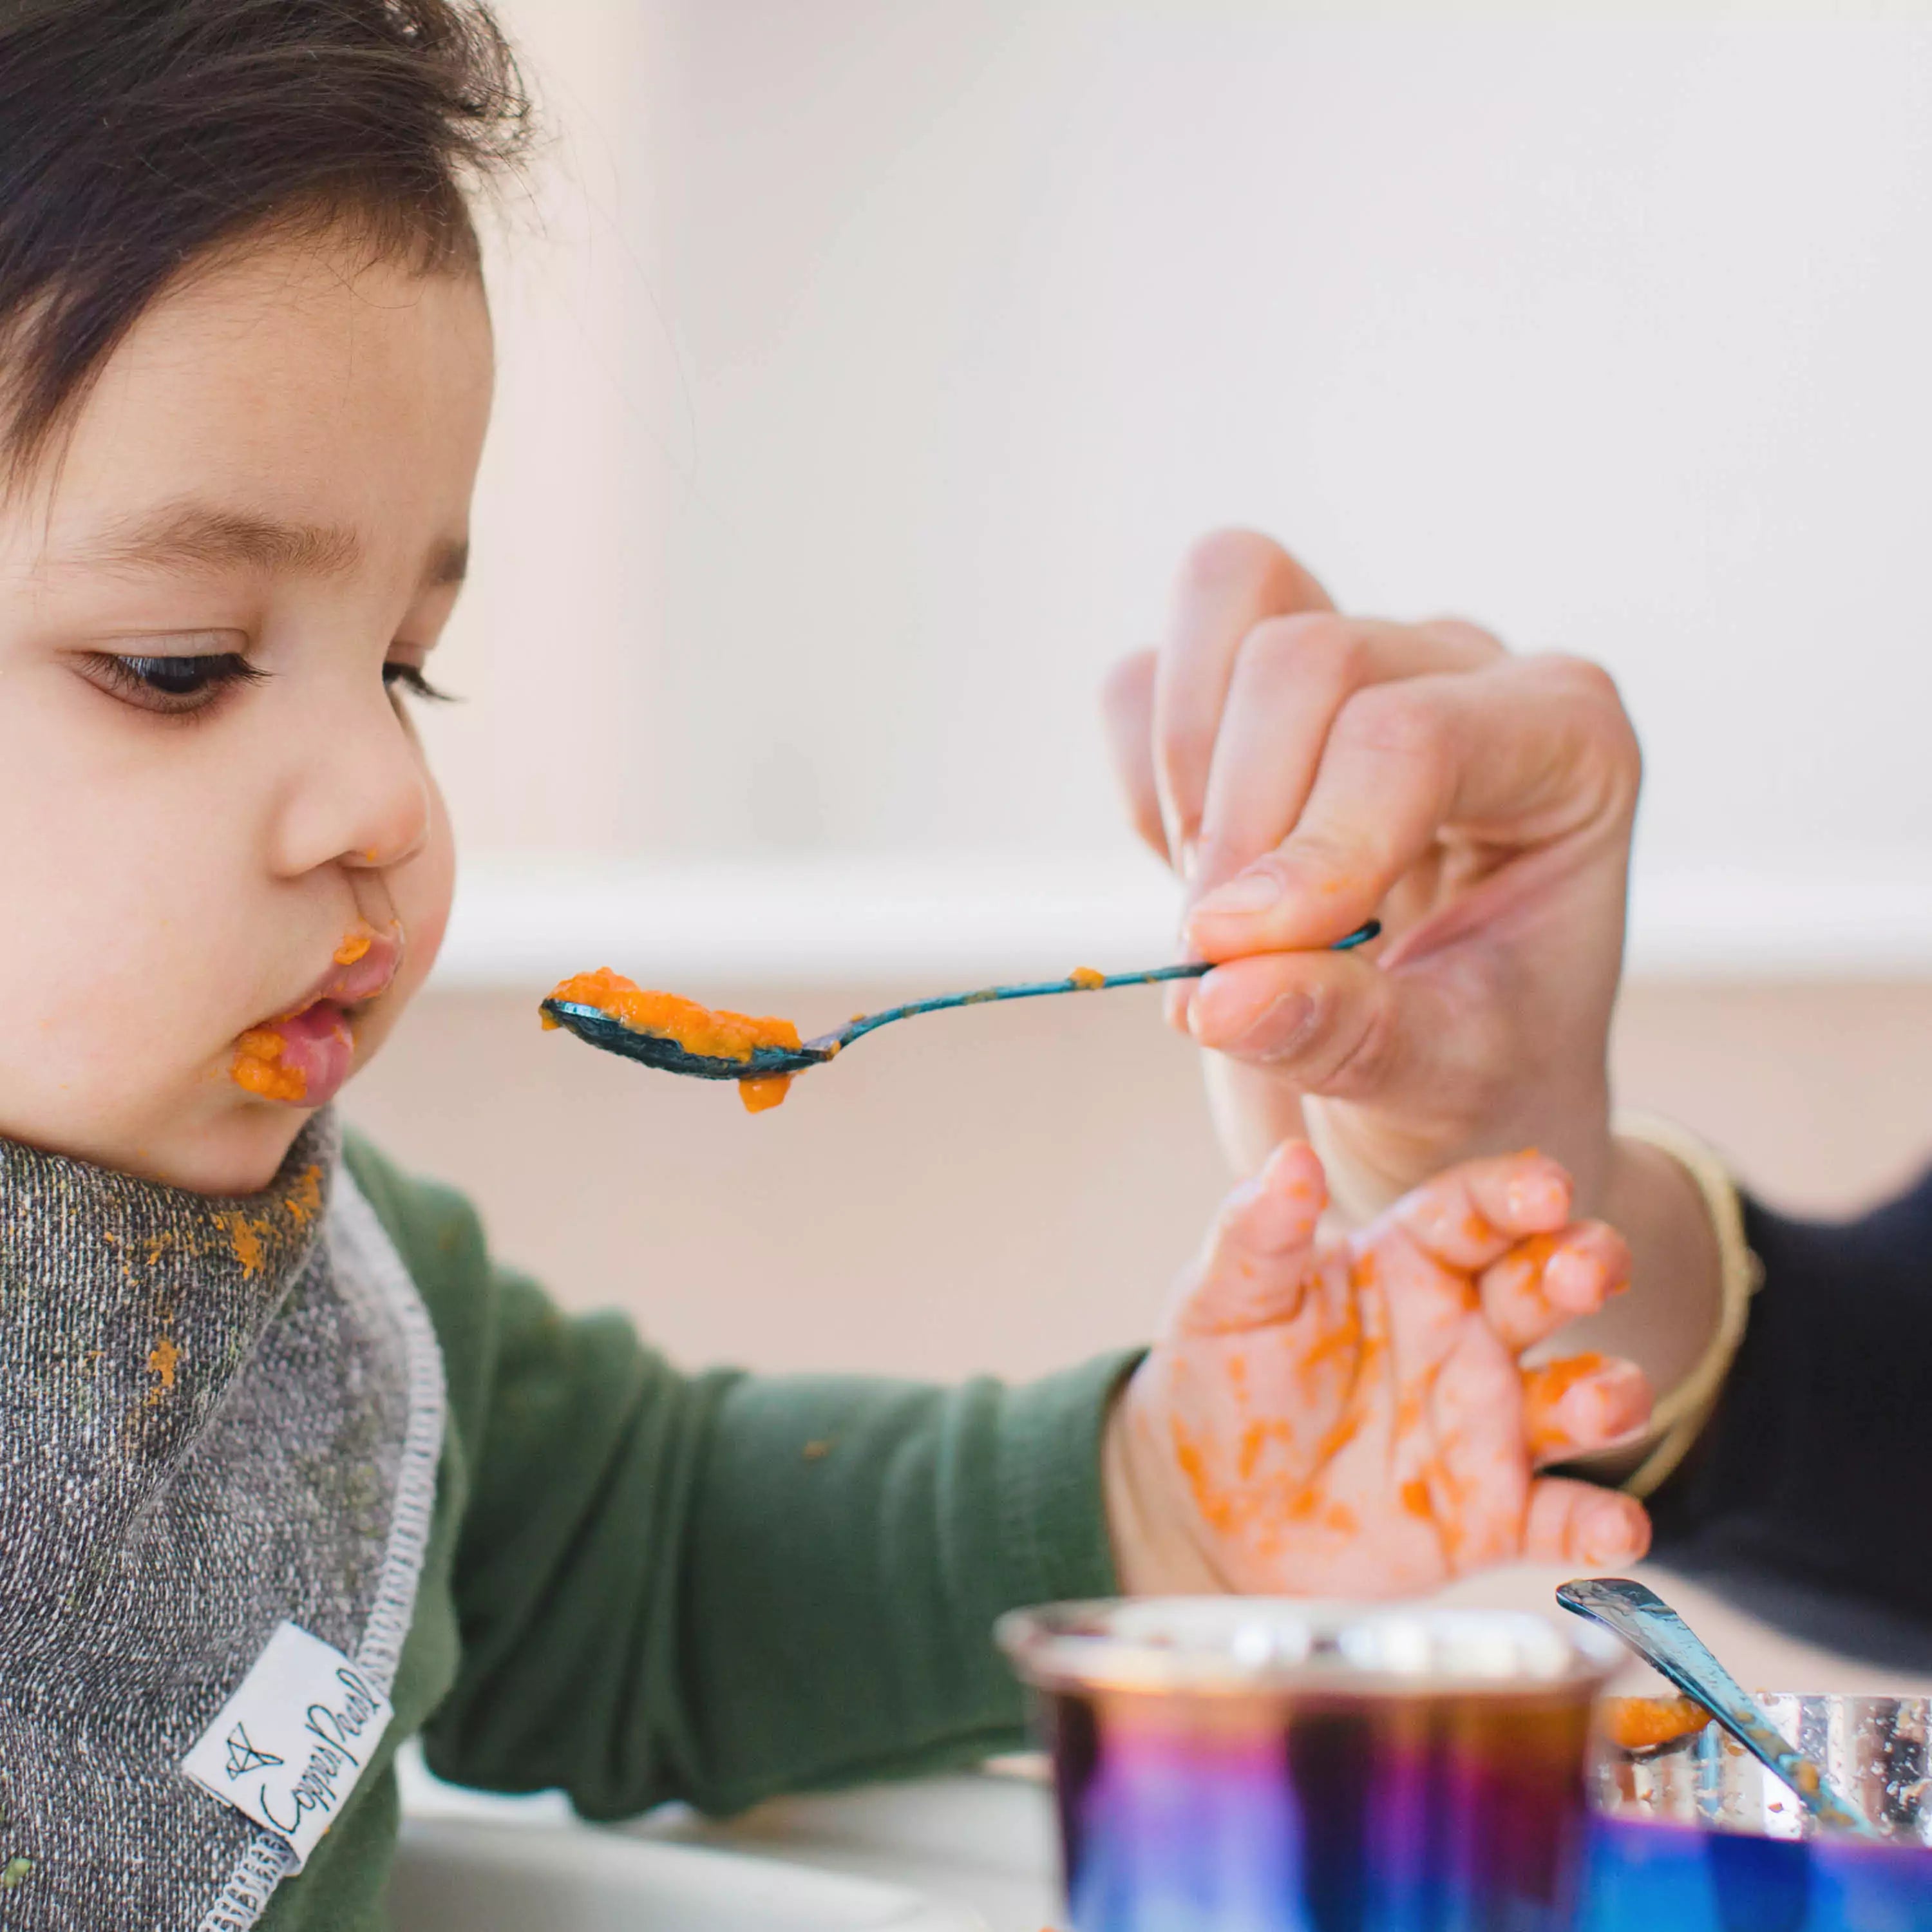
[
  {"xmin": 232, "ymin": 1028, "xmax": 307, "ymax": 1103},
  {"xmin": 1600, "ymin": 1696, "xmax": 1712, "ymax": 1753},
  {"xmin": 545, "ymin": 967, "xmax": 804, "ymax": 1113}
]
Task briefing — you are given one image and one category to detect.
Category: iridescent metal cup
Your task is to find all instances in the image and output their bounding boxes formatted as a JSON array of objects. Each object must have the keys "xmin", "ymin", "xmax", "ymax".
[
  {"xmin": 998, "ymin": 1598, "xmax": 1624, "ymax": 1932},
  {"xmin": 1584, "ymin": 1694, "xmax": 1932, "ymax": 1930}
]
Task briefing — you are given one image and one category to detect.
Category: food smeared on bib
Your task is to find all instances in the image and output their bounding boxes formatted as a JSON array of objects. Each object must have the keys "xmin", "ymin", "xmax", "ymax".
[{"xmin": 545, "ymin": 968, "xmax": 804, "ymax": 1113}]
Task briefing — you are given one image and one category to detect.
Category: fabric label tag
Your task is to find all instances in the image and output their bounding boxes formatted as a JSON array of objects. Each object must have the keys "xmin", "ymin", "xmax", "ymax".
[{"xmin": 181, "ymin": 1621, "xmax": 393, "ymax": 1871}]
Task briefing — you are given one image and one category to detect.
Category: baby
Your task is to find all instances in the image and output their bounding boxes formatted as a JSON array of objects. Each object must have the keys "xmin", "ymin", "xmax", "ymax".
[{"xmin": 0, "ymin": 3, "xmax": 1650, "ymax": 1926}]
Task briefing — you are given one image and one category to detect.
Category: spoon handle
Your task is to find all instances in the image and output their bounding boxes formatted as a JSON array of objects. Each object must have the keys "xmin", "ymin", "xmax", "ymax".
[
  {"xmin": 1557, "ymin": 1577, "xmax": 1875, "ymax": 1837},
  {"xmin": 814, "ymin": 920, "xmax": 1381, "ymax": 1052}
]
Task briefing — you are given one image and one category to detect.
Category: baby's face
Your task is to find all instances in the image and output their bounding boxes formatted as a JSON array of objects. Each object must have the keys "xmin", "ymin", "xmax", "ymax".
[{"xmin": 0, "ymin": 234, "xmax": 493, "ymax": 1192}]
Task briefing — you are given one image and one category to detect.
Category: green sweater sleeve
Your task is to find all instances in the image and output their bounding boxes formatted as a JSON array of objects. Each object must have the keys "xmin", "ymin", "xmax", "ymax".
[{"xmin": 343, "ymin": 1133, "xmax": 1132, "ymax": 1820}]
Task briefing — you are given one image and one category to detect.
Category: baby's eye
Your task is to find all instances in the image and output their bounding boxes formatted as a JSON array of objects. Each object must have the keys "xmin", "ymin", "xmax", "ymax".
[
  {"xmin": 383, "ymin": 661, "xmax": 455, "ymax": 704},
  {"xmin": 79, "ymin": 649, "xmax": 267, "ymax": 716}
]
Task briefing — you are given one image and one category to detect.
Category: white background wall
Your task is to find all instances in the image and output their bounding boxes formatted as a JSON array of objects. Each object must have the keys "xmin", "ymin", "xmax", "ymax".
[
  {"xmin": 424, "ymin": 5, "xmax": 1932, "ymax": 982},
  {"xmin": 346, "ymin": 6, "xmax": 1932, "ymax": 1390}
]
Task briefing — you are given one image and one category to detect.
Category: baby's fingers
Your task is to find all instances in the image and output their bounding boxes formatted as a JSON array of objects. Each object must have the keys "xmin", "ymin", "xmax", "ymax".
[
  {"xmin": 1522, "ymin": 1477, "xmax": 1652, "ymax": 1567},
  {"xmin": 1392, "ymin": 1151, "xmax": 1575, "ymax": 1272},
  {"xmin": 1481, "ymin": 1222, "xmax": 1632, "ymax": 1354},
  {"xmin": 1522, "ymin": 1353, "xmax": 1651, "ymax": 1464},
  {"xmin": 1172, "ymin": 1141, "xmax": 1327, "ymax": 1334}
]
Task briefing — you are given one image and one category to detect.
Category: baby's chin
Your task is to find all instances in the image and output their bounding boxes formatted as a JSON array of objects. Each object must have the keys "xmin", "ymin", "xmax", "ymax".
[
  {"xmin": 142, "ymin": 1106, "xmax": 317, "ymax": 1197},
  {"xmin": 0, "ymin": 1074, "xmax": 328, "ymax": 1196},
  {"xmin": 48, "ymin": 1101, "xmax": 314, "ymax": 1197}
]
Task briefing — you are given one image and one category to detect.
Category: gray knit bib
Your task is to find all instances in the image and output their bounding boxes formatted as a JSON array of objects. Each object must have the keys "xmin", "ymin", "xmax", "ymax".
[{"xmin": 0, "ymin": 1117, "xmax": 445, "ymax": 1929}]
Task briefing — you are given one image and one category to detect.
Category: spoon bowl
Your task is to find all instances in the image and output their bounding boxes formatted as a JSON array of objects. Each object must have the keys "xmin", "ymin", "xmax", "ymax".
[
  {"xmin": 541, "ymin": 921, "xmax": 1381, "ymax": 1087},
  {"xmin": 537, "ymin": 1015, "xmax": 830, "ymax": 1081}
]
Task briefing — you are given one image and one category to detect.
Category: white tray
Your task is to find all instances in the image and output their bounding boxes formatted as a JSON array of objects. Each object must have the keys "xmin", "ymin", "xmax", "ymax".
[{"xmin": 386, "ymin": 1818, "xmax": 989, "ymax": 1932}]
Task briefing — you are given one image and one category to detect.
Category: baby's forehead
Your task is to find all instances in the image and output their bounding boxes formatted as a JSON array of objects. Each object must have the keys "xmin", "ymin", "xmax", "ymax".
[{"xmin": 1, "ymin": 241, "xmax": 491, "ymax": 591}]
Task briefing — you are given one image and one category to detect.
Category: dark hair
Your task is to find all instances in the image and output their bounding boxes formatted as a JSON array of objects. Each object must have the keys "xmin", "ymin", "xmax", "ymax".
[{"xmin": 0, "ymin": 0, "xmax": 532, "ymax": 482}]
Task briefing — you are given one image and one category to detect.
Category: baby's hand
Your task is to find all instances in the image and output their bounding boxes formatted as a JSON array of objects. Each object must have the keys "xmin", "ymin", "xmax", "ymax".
[{"xmin": 1104, "ymin": 1142, "xmax": 1651, "ymax": 1596}]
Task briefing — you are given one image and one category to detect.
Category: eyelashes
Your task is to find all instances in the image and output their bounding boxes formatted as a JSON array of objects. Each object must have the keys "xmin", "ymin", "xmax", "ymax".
[
  {"xmin": 81, "ymin": 650, "xmax": 268, "ymax": 715},
  {"xmin": 382, "ymin": 661, "xmax": 456, "ymax": 705},
  {"xmin": 78, "ymin": 650, "xmax": 457, "ymax": 718}
]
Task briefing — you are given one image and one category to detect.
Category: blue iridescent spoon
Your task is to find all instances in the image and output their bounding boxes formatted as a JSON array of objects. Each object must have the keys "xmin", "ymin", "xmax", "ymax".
[
  {"xmin": 1557, "ymin": 1577, "xmax": 1877, "ymax": 1838},
  {"xmin": 540, "ymin": 918, "xmax": 1381, "ymax": 1084}
]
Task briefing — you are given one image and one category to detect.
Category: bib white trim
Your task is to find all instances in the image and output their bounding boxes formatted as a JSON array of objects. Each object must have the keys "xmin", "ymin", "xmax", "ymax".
[{"xmin": 194, "ymin": 1170, "xmax": 448, "ymax": 1931}]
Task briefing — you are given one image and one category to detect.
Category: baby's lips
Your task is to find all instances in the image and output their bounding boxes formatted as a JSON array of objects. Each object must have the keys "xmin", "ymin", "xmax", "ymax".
[{"xmin": 319, "ymin": 923, "xmax": 403, "ymax": 1007}]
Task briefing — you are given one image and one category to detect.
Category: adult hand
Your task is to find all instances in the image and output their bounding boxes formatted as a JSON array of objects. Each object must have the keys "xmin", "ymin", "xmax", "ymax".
[
  {"xmin": 1103, "ymin": 529, "xmax": 1640, "ymax": 1224},
  {"xmin": 1103, "ymin": 1142, "xmax": 1653, "ymax": 1598}
]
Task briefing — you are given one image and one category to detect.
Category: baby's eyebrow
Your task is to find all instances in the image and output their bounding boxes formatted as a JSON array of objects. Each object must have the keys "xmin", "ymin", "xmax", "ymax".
[
  {"xmin": 56, "ymin": 501, "xmax": 364, "ymax": 580},
  {"xmin": 46, "ymin": 501, "xmax": 468, "ymax": 589}
]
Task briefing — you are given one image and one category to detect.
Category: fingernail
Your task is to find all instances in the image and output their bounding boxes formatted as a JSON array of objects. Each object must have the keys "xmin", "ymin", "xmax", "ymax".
[
  {"xmin": 1178, "ymin": 838, "xmax": 1199, "ymax": 882},
  {"xmin": 1504, "ymin": 1169, "xmax": 1567, "ymax": 1227},
  {"xmin": 1236, "ymin": 990, "xmax": 1313, "ymax": 1052},
  {"xmin": 1582, "ymin": 1499, "xmax": 1642, "ymax": 1565},
  {"xmin": 1195, "ymin": 983, "xmax": 1314, "ymax": 1056},
  {"xmin": 1192, "ymin": 868, "xmax": 1283, "ymax": 918},
  {"xmin": 1543, "ymin": 1245, "xmax": 1600, "ymax": 1309}
]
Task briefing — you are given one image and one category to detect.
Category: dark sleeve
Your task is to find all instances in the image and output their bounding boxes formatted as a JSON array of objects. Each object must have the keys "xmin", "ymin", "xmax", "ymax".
[{"xmin": 1646, "ymin": 1167, "xmax": 1932, "ymax": 1669}]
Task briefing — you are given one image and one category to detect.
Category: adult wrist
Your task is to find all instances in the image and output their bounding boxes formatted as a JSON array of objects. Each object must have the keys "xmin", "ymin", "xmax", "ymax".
[{"xmin": 1604, "ymin": 1113, "xmax": 1762, "ymax": 1499}]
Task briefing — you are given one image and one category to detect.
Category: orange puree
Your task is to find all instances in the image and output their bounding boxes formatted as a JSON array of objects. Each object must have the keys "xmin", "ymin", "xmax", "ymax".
[
  {"xmin": 1600, "ymin": 1696, "xmax": 1712, "ymax": 1753},
  {"xmin": 739, "ymin": 1074, "xmax": 794, "ymax": 1113},
  {"xmin": 232, "ymin": 1028, "xmax": 307, "ymax": 1103},
  {"xmin": 334, "ymin": 925, "xmax": 374, "ymax": 966},
  {"xmin": 1069, "ymin": 967, "xmax": 1106, "ymax": 990},
  {"xmin": 545, "ymin": 967, "xmax": 803, "ymax": 1113}
]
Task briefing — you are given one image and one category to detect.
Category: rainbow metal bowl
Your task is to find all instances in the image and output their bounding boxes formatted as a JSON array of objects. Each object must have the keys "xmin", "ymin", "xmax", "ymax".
[{"xmin": 999, "ymin": 1602, "xmax": 1932, "ymax": 1932}]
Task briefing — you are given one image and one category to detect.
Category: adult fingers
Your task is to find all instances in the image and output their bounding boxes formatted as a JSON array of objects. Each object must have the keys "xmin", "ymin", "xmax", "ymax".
[
  {"xmin": 1186, "ymin": 945, "xmax": 1459, "ymax": 1115},
  {"xmin": 1522, "ymin": 1477, "xmax": 1653, "ymax": 1566},
  {"xmin": 1100, "ymin": 650, "xmax": 1168, "ymax": 862},
  {"xmin": 1522, "ymin": 1354, "xmax": 1652, "ymax": 1464},
  {"xmin": 1187, "ymin": 654, "xmax": 1640, "ymax": 960},
  {"xmin": 1388, "ymin": 1150, "xmax": 1577, "ymax": 1271},
  {"xmin": 1481, "ymin": 1222, "xmax": 1633, "ymax": 1354},
  {"xmin": 1171, "ymin": 1140, "xmax": 1329, "ymax": 1335},
  {"xmin": 1192, "ymin": 612, "xmax": 1502, "ymax": 904},
  {"xmin": 1153, "ymin": 529, "xmax": 1334, "ymax": 873}
]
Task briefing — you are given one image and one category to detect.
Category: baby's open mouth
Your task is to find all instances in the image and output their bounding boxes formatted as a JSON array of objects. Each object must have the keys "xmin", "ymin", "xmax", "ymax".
[{"xmin": 232, "ymin": 922, "xmax": 403, "ymax": 1108}]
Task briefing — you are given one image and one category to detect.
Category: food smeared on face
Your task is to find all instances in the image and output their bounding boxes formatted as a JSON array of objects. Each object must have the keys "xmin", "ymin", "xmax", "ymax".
[
  {"xmin": 545, "ymin": 967, "xmax": 805, "ymax": 1113},
  {"xmin": 1600, "ymin": 1696, "xmax": 1713, "ymax": 1754},
  {"xmin": 332, "ymin": 923, "xmax": 376, "ymax": 967},
  {"xmin": 231, "ymin": 1028, "xmax": 307, "ymax": 1103},
  {"xmin": 230, "ymin": 924, "xmax": 402, "ymax": 1110}
]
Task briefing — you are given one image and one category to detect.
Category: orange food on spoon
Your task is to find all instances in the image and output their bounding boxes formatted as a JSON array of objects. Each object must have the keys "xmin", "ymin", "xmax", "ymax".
[
  {"xmin": 1600, "ymin": 1696, "xmax": 1712, "ymax": 1753},
  {"xmin": 1068, "ymin": 967, "xmax": 1106, "ymax": 990},
  {"xmin": 232, "ymin": 1028, "xmax": 307, "ymax": 1103},
  {"xmin": 544, "ymin": 967, "xmax": 804, "ymax": 1113}
]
